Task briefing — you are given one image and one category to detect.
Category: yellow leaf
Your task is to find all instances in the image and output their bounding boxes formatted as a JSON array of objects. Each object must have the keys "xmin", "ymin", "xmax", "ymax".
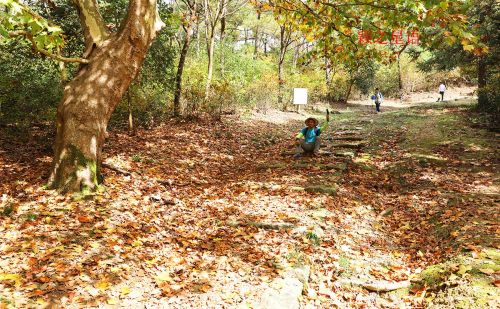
[
  {"xmin": 463, "ymin": 45, "xmax": 474, "ymax": 52},
  {"xmin": 458, "ymin": 264, "xmax": 472, "ymax": 275},
  {"xmin": 110, "ymin": 267, "xmax": 121, "ymax": 273},
  {"xmin": 155, "ymin": 272, "xmax": 172, "ymax": 282},
  {"xmin": 0, "ymin": 273, "xmax": 21, "ymax": 286},
  {"xmin": 120, "ymin": 286, "xmax": 131, "ymax": 296},
  {"xmin": 95, "ymin": 280, "xmax": 110, "ymax": 291},
  {"xmin": 132, "ymin": 240, "xmax": 142, "ymax": 247},
  {"xmin": 479, "ymin": 268, "xmax": 494, "ymax": 275},
  {"xmin": 107, "ymin": 298, "xmax": 118, "ymax": 305}
]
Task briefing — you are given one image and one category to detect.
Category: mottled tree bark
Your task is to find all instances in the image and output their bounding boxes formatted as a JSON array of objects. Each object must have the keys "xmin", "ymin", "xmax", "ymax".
[{"xmin": 48, "ymin": 0, "xmax": 164, "ymax": 192}]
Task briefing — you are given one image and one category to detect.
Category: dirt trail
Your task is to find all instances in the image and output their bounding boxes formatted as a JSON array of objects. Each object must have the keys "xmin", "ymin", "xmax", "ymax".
[{"xmin": 1, "ymin": 99, "xmax": 498, "ymax": 308}]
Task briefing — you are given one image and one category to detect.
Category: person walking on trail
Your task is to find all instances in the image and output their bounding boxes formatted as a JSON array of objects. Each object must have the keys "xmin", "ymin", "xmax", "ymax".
[
  {"xmin": 372, "ymin": 88, "xmax": 384, "ymax": 113},
  {"xmin": 438, "ymin": 82, "xmax": 446, "ymax": 102},
  {"xmin": 294, "ymin": 117, "xmax": 322, "ymax": 158}
]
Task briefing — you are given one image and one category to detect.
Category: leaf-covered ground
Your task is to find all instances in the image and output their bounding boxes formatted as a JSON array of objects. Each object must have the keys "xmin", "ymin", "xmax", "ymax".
[{"xmin": 1, "ymin": 100, "xmax": 498, "ymax": 308}]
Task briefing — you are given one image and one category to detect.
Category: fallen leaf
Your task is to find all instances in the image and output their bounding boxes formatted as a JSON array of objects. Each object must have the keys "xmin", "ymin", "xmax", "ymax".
[
  {"xmin": 0, "ymin": 273, "xmax": 21, "ymax": 286},
  {"xmin": 120, "ymin": 286, "xmax": 131, "ymax": 297},
  {"xmin": 78, "ymin": 215, "xmax": 92, "ymax": 223},
  {"xmin": 155, "ymin": 272, "xmax": 172, "ymax": 282},
  {"xmin": 95, "ymin": 280, "xmax": 110, "ymax": 291},
  {"xmin": 479, "ymin": 268, "xmax": 494, "ymax": 275}
]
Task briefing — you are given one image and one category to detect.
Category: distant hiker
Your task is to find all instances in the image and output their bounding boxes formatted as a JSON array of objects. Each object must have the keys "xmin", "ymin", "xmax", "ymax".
[
  {"xmin": 371, "ymin": 88, "xmax": 384, "ymax": 113},
  {"xmin": 294, "ymin": 117, "xmax": 321, "ymax": 158},
  {"xmin": 437, "ymin": 82, "xmax": 446, "ymax": 101}
]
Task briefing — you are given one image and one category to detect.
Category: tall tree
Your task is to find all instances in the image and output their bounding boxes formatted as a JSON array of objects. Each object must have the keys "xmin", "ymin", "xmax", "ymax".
[
  {"xmin": 203, "ymin": 0, "xmax": 225, "ymax": 99},
  {"xmin": 277, "ymin": 23, "xmax": 293, "ymax": 109},
  {"xmin": 1, "ymin": 0, "xmax": 165, "ymax": 192},
  {"xmin": 173, "ymin": 0, "xmax": 198, "ymax": 117}
]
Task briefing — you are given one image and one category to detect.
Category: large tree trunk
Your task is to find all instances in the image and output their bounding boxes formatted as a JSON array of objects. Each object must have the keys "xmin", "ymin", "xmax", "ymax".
[{"xmin": 48, "ymin": 0, "xmax": 163, "ymax": 192}]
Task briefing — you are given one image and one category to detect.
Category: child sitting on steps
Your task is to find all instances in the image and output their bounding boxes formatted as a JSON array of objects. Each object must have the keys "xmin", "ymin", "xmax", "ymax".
[{"xmin": 294, "ymin": 117, "xmax": 322, "ymax": 158}]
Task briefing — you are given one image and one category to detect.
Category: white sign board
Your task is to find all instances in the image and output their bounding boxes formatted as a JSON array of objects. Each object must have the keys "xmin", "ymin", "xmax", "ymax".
[{"xmin": 293, "ymin": 88, "xmax": 308, "ymax": 105}]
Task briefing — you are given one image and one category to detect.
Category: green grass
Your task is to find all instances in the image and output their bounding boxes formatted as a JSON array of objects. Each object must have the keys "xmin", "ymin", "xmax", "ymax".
[
  {"xmin": 132, "ymin": 154, "xmax": 143, "ymax": 162},
  {"xmin": 305, "ymin": 232, "xmax": 321, "ymax": 246}
]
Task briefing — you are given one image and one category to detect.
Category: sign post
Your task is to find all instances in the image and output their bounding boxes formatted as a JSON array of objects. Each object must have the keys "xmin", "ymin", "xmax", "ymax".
[{"xmin": 293, "ymin": 88, "xmax": 307, "ymax": 112}]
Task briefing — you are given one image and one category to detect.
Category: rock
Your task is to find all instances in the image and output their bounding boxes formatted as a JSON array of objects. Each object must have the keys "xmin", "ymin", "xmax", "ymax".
[
  {"xmin": 319, "ymin": 163, "xmax": 347, "ymax": 171},
  {"xmin": 312, "ymin": 226, "xmax": 325, "ymax": 239},
  {"xmin": 334, "ymin": 151, "xmax": 355, "ymax": 158},
  {"xmin": 259, "ymin": 278, "xmax": 302, "ymax": 309},
  {"xmin": 258, "ymin": 266, "xmax": 310, "ymax": 309},
  {"xmin": 288, "ymin": 265, "xmax": 310, "ymax": 284},
  {"xmin": 310, "ymin": 208, "xmax": 333, "ymax": 219},
  {"xmin": 335, "ymin": 136, "xmax": 365, "ymax": 141},
  {"xmin": 291, "ymin": 226, "xmax": 308, "ymax": 235},
  {"xmin": 335, "ymin": 130, "xmax": 360, "ymax": 135},
  {"xmin": 332, "ymin": 141, "xmax": 366, "ymax": 149},
  {"xmin": 305, "ymin": 184, "xmax": 337, "ymax": 196},
  {"xmin": 362, "ymin": 280, "xmax": 411, "ymax": 292}
]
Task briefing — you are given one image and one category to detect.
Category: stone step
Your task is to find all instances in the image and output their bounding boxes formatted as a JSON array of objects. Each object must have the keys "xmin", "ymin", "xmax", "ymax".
[
  {"xmin": 327, "ymin": 136, "xmax": 364, "ymax": 141},
  {"xmin": 337, "ymin": 126, "xmax": 364, "ymax": 131},
  {"xmin": 333, "ymin": 151, "xmax": 356, "ymax": 158},
  {"xmin": 334, "ymin": 131, "xmax": 361, "ymax": 135},
  {"xmin": 332, "ymin": 141, "xmax": 366, "ymax": 149}
]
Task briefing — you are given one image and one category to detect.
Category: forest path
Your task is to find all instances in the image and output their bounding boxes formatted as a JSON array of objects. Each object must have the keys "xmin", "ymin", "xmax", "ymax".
[{"xmin": 1, "ymin": 99, "xmax": 498, "ymax": 308}]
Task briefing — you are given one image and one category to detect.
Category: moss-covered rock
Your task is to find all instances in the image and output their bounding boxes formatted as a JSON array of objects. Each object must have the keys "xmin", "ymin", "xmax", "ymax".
[
  {"xmin": 305, "ymin": 184, "xmax": 338, "ymax": 196},
  {"xmin": 414, "ymin": 248, "xmax": 500, "ymax": 308}
]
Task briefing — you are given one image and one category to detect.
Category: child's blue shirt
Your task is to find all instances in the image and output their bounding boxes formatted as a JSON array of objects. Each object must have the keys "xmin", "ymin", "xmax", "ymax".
[{"xmin": 301, "ymin": 127, "xmax": 321, "ymax": 143}]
